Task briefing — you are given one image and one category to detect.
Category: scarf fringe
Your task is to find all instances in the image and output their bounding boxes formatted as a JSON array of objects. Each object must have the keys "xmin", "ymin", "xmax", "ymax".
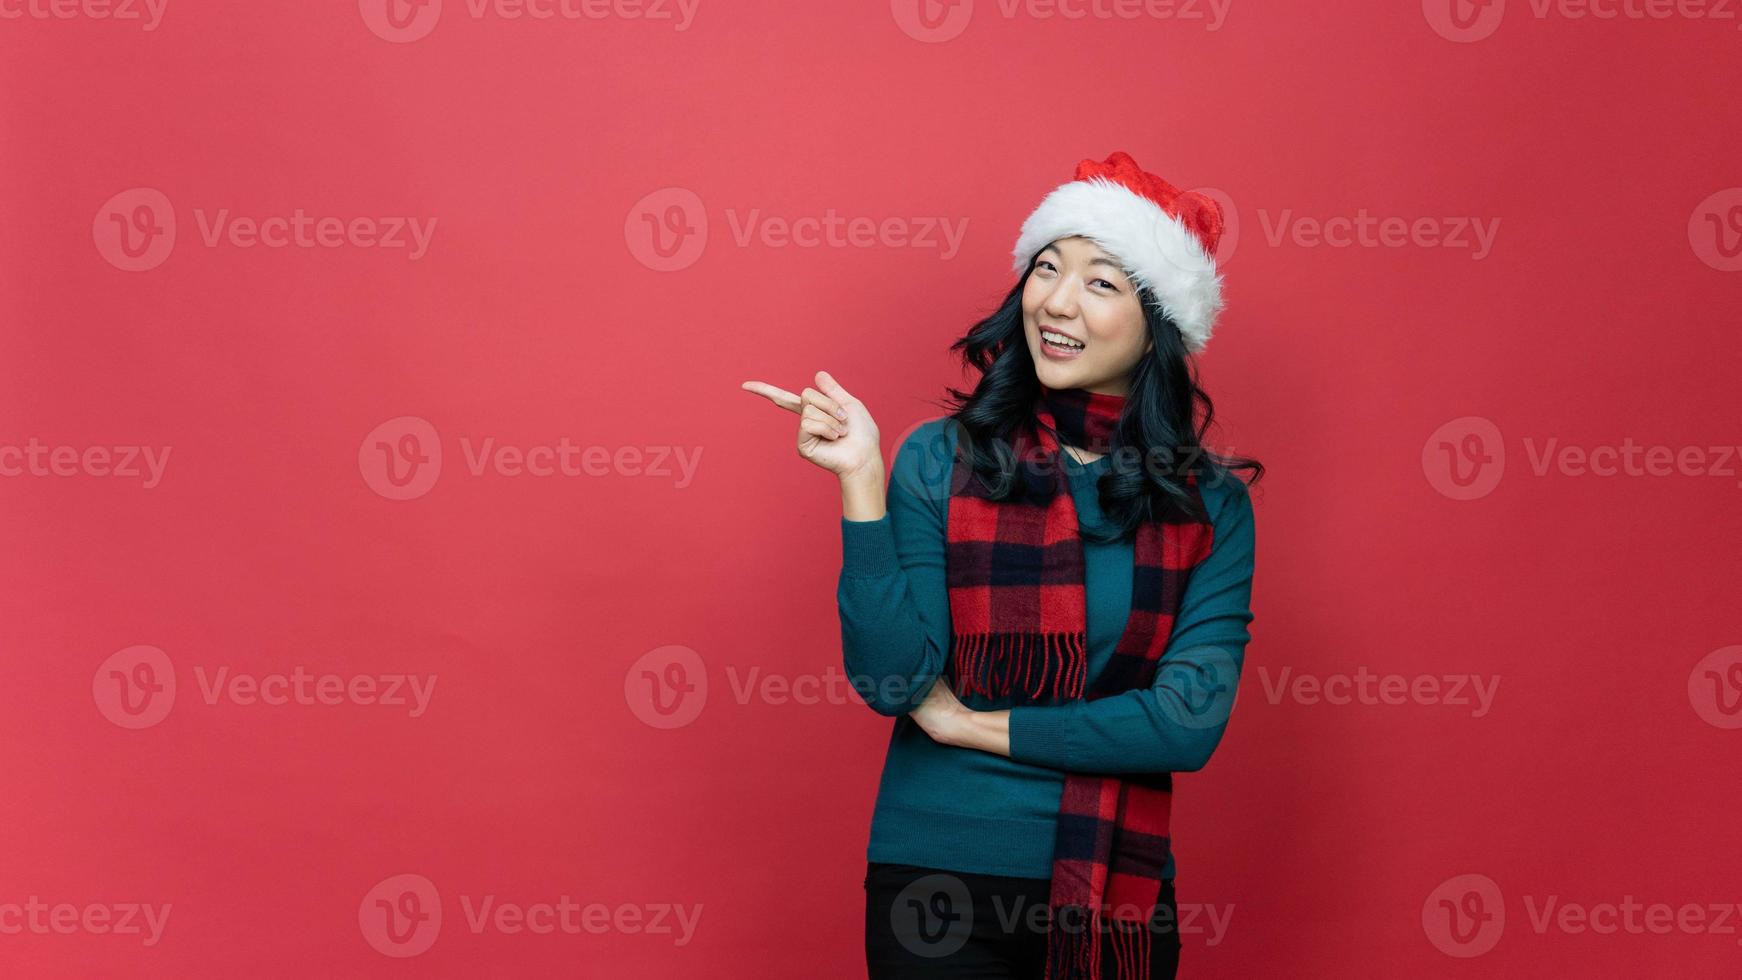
[
  {"xmin": 950, "ymin": 630, "xmax": 1086, "ymax": 703},
  {"xmin": 1043, "ymin": 904, "xmax": 1153, "ymax": 980}
]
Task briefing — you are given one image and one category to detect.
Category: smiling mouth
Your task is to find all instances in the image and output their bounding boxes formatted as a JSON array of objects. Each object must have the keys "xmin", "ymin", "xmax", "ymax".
[{"xmin": 1040, "ymin": 329, "xmax": 1084, "ymax": 352}]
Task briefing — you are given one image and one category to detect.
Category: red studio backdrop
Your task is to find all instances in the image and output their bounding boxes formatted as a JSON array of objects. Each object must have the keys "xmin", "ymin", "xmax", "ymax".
[{"xmin": 2, "ymin": 1, "xmax": 1739, "ymax": 977}]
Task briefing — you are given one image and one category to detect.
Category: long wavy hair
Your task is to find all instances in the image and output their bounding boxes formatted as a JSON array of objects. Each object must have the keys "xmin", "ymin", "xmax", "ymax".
[{"xmin": 933, "ymin": 259, "xmax": 1264, "ymax": 541}]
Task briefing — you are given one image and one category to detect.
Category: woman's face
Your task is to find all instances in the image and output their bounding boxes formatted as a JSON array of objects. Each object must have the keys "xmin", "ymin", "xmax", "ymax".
[{"xmin": 1021, "ymin": 236, "xmax": 1153, "ymax": 396}]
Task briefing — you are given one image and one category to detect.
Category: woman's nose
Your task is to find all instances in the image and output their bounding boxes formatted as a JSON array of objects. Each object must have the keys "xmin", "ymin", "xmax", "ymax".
[{"xmin": 1041, "ymin": 279, "xmax": 1079, "ymax": 318}]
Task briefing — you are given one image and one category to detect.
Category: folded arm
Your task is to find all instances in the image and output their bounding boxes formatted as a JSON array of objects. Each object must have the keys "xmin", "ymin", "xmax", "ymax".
[{"xmin": 970, "ymin": 478, "xmax": 1258, "ymax": 774}]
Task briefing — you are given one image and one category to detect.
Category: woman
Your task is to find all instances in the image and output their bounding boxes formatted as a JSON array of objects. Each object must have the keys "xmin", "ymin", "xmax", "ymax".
[{"xmin": 743, "ymin": 151, "xmax": 1261, "ymax": 979}]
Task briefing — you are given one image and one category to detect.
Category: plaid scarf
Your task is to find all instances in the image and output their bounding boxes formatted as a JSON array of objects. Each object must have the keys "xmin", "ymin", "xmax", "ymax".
[{"xmin": 944, "ymin": 383, "xmax": 1214, "ymax": 980}]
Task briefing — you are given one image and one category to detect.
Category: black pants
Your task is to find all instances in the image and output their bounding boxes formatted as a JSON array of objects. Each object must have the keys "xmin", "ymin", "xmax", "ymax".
[{"xmin": 864, "ymin": 861, "xmax": 1181, "ymax": 979}]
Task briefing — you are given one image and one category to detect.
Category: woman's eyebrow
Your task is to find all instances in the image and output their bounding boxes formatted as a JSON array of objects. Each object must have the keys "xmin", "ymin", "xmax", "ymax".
[{"xmin": 1037, "ymin": 245, "xmax": 1124, "ymax": 273}]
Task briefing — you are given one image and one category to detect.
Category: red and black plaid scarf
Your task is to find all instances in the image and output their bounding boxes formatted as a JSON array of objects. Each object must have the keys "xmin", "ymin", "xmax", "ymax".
[{"xmin": 944, "ymin": 383, "xmax": 1214, "ymax": 980}]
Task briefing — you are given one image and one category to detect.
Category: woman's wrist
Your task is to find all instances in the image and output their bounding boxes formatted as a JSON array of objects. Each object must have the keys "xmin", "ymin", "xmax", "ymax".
[
  {"xmin": 840, "ymin": 462, "xmax": 887, "ymax": 522},
  {"xmin": 951, "ymin": 708, "xmax": 1011, "ymax": 756}
]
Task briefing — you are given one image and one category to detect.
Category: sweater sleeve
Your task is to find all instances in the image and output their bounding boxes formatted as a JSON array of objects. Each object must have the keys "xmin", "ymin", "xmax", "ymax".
[
  {"xmin": 836, "ymin": 420, "xmax": 954, "ymax": 716},
  {"xmin": 1005, "ymin": 476, "xmax": 1257, "ymax": 774}
]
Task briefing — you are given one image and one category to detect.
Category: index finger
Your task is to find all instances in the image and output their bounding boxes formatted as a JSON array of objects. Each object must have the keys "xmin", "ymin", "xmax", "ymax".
[{"xmin": 739, "ymin": 380, "xmax": 802, "ymax": 413}]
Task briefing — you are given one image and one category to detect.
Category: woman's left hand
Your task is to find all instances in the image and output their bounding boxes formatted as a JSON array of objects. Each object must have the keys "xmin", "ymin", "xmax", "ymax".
[{"xmin": 909, "ymin": 676, "xmax": 972, "ymax": 746}]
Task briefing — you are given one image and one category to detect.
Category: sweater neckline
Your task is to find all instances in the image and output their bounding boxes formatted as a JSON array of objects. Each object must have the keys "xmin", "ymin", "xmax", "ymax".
[{"xmin": 1062, "ymin": 450, "xmax": 1109, "ymax": 471}]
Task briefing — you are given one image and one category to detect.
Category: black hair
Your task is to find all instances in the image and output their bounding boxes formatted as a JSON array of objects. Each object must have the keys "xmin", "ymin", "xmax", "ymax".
[{"xmin": 931, "ymin": 255, "xmax": 1264, "ymax": 542}]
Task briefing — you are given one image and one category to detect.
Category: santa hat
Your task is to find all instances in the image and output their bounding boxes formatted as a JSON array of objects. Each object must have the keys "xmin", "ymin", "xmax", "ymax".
[{"xmin": 1011, "ymin": 151, "xmax": 1226, "ymax": 353}]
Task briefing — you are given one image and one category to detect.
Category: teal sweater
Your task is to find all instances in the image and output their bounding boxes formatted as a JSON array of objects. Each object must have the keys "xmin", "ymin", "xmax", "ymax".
[{"xmin": 837, "ymin": 417, "xmax": 1256, "ymax": 880}]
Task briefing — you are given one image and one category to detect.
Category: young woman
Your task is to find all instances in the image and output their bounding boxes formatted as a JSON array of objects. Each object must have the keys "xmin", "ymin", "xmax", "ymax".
[{"xmin": 743, "ymin": 151, "xmax": 1261, "ymax": 980}]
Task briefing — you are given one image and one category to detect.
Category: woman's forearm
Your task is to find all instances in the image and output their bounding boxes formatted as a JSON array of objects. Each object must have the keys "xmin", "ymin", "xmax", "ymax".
[
  {"xmin": 948, "ymin": 708, "xmax": 1011, "ymax": 757},
  {"xmin": 840, "ymin": 463, "xmax": 887, "ymax": 522},
  {"xmin": 909, "ymin": 676, "xmax": 1014, "ymax": 757}
]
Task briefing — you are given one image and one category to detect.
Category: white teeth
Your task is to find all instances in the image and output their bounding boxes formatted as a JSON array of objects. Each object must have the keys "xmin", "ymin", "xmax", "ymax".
[{"xmin": 1041, "ymin": 330, "xmax": 1083, "ymax": 349}]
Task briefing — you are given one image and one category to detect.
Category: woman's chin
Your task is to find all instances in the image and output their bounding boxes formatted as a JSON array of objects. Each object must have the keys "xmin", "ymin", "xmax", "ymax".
[{"xmin": 1034, "ymin": 360, "xmax": 1083, "ymax": 388}]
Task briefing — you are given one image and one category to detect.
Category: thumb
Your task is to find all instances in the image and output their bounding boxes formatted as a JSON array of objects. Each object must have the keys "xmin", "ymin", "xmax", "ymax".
[{"xmin": 816, "ymin": 370, "xmax": 856, "ymax": 406}]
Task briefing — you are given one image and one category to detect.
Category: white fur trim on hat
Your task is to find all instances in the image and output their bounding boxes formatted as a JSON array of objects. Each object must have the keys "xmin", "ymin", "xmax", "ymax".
[{"xmin": 1011, "ymin": 176, "xmax": 1224, "ymax": 353}]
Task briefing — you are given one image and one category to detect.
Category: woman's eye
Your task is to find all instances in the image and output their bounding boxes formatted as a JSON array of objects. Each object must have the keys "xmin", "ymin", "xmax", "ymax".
[{"xmin": 1094, "ymin": 279, "xmax": 1117, "ymax": 290}]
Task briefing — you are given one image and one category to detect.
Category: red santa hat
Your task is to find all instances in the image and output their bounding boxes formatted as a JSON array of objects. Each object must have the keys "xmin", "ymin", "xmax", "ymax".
[{"xmin": 1011, "ymin": 151, "xmax": 1227, "ymax": 353}]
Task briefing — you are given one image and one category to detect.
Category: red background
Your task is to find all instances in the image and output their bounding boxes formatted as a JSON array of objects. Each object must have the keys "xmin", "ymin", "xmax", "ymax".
[{"xmin": 3, "ymin": 0, "xmax": 1740, "ymax": 976}]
